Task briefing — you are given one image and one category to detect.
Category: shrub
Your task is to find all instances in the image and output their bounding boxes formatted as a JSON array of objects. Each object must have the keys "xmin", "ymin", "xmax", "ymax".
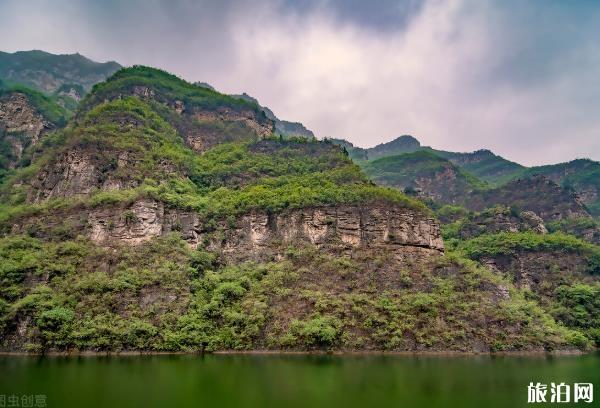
[{"xmin": 288, "ymin": 315, "xmax": 341, "ymax": 347}]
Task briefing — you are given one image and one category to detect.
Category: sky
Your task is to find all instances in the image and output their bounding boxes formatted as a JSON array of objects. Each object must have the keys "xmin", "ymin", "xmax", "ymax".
[{"xmin": 1, "ymin": 0, "xmax": 599, "ymax": 166}]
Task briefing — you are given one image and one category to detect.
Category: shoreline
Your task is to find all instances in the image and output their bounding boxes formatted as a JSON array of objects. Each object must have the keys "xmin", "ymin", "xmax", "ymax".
[{"xmin": 0, "ymin": 349, "xmax": 590, "ymax": 357}]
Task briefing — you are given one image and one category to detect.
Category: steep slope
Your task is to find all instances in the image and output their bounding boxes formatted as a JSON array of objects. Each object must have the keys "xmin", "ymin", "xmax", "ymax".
[
  {"xmin": 0, "ymin": 66, "xmax": 596, "ymax": 353},
  {"xmin": 361, "ymin": 151, "xmax": 485, "ymax": 203},
  {"xmin": 517, "ymin": 159, "xmax": 600, "ymax": 216},
  {"xmin": 0, "ymin": 50, "xmax": 121, "ymax": 93},
  {"xmin": 78, "ymin": 67, "xmax": 274, "ymax": 153},
  {"xmin": 0, "ymin": 83, "xmax": 68, "ymax": 178},
  {"xmin": 232, "ymin": 92, "xmax": 315, "ymax": 139},
  {"xmin": 466, "ymin": 175, "xmax": 589, "ymax": 222}
]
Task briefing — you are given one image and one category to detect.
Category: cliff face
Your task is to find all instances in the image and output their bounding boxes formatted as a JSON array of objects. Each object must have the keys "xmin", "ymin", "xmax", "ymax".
[
  {"xmin": 458, "ymin": 208, "xmax": 547, "ymax": 240},
  {"xmin": 215, "ymin": 205, "xmax": 443, "ymax": 255},
  {"xmin": 11, "ymin": 199, "xmax": 443, "ymax": 255},
  {"xmin": 0, "ymin": 92, "xmax": 55, "ymax": 168},
  {"xmin": 231, "ymin": 92, "xmax": 315, "ymax": 139},
  {"xmin": 83, "ymin": 73, "xmax": 275, "ymax": 154},
  {"xmin": 467, "ymin": 175, "xmax": 589, "ymax": 221},
  {"xmin": 187, "ymin": 106, "xmax": 273, "ymax": 152},
  {"xmin": 27, "ymin": 149, "xmax": 141, "ymax": 202}
]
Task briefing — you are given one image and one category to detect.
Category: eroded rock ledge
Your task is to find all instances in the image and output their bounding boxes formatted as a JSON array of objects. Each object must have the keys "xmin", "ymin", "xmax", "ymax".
[
  {"xmin": 87, "ymin": 200, "xmax": 442, "ymax": 252},
  {"xmin": 13, "ymin": 200, "xmax": 444, "ymax": 255}
]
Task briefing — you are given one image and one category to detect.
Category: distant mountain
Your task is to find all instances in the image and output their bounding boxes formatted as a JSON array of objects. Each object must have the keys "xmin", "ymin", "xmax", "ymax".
[
  {"xmin": 0, "ymin": 50, "xmax": 121, "ymax": 94},
  {"xmin": 231, "ymin": 92, "xmax": 315, "ymax": 139},
  {"xmin": 519, "ymin": 159, "xmax": 600, "ymax": 216},
  {"xmin": 340, "ymin": 135, "xmax": 525, "ymax": 183},
  {"xmin": 362, "ymin": 151, "xmax": 485, "ymax": 203},
  {"xmin": 366, "ymin": 135, "xmax": 422, "ymax": 159},
  {"xmin": 433, "ymin": 149, "xmax": 524, "ymax": 185},
  {"xmin": 335, "ymin": 135, "xmax": 599, "ymax": 216}
]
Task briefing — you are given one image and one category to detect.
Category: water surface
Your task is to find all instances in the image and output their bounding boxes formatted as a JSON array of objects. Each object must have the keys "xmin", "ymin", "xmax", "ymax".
[{"xmin": 0, "ymin": 353, "xmax": 598, "ymax": 407}]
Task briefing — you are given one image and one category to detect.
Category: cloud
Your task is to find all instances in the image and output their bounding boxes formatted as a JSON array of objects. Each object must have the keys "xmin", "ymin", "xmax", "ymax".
[{"xmin": 0, "ymin": 0, "xmax": 599, "ymax": 165}]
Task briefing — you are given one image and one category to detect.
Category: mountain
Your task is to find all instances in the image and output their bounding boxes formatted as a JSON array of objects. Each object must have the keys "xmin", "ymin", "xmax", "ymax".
[
  {"xmin": 1, "ymin": 64, "xmax": 597, "ymax": 353},
  {"xmin": 0, "ymin": 81, "xmax": 68, "ymax": 178},
  {"xmin": 361, "ymin": 151, "xmax": 485, "ymax": 203},
  {"xmin": 520, "ymin": 159, "xmax": 600, "ymax": 216},
  {"xmin": 465, "ymin": 175, "xmax": 590, "ymax": 221},
  {"xmin": 335, "ymin": 135, "xmax": 600, "ymax": 216},
  {"xmin": 366, "ymin": 135, "xmax": 422, "ymax": 159},
  {"xmin": 340, "ymin": 135, "xmax": 525, "ymax": 183},
  {"xmin": 0, "ymin": 50, "xmax": 121, "ymax": 94},
  {"xmin": 232, "ymin": 92, "xmax": 315, "ymax": 139},
  {"xmin": 433, "ymin": 149, "xmax": 524, "ymax": 185}
]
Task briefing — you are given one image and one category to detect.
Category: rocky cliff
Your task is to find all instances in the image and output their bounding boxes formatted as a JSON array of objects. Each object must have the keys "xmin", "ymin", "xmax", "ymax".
[
  {"xmin": 467, "ymin": 175, "xmax": 589, "ymax": 221},
  {"xmin": 78, "ymin": 68, "xmax": 274, "ymax": 153},
  {"xmin": 0, "ymin": 92, "xmax": 59, "ymax": 169}
]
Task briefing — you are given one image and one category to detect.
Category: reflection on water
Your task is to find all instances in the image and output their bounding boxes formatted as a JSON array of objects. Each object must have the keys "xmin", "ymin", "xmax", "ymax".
[{"xmin": 0, "ymin": 353, "xmax": 598, "ymax": 408}]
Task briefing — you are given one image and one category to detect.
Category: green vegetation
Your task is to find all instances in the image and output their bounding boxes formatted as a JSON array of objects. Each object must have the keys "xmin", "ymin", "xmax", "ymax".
[
  {"xmin": 0, "ymin": 95, "xmax": 427, "ymax": 228},
  {"xmin": 0, "ymin": 50, "xmax": 120, "ymax": 93},
  {"xmin": 0, "ymin": 81, "xmax": 69, "ymax": 125},
  {"xmin": 433, "ymin": 149, "xmax": 524, "ymax": 185},
  {"xmin": 80, "ymin": 66, "xmax": 263, "ymax": 117},
  {"xmin": 459, "ymin": 231, "xmax": 599, "ymax": 261},
  {"xmin": 0, "ymin": 62, "xmax": 597, "ymax": 354},
  {"xmin": 0, "ymin": 234, "xmax": 584, "ymax": 351},
  {"xmin": 363, "ymin": 151, "xmax": 485, "ymax": 189},
  {"xmin": 552, "ymin": 283, "xmax": 600, "ymax": 346}
]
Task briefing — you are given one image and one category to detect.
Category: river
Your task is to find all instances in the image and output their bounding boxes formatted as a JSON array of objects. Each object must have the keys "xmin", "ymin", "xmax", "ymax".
[{"xmin": 1, "ymin": 353, "xmax": 598, "ymax": 407}]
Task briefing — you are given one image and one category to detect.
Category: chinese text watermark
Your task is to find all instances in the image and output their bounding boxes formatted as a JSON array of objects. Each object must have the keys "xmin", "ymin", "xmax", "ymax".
[
  {"xmin": 0, "ymin": 394, "xmax": 47, "ymax": 407},
  {"xmin": 528, "ymin": 382, "xmax": 593, "ymax": 403}
]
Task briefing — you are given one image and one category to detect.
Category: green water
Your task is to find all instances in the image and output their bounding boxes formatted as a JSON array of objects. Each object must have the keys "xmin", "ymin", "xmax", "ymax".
[{"xmin": 0, "ymin": 353, "xmax": 598, "ymax": 407}]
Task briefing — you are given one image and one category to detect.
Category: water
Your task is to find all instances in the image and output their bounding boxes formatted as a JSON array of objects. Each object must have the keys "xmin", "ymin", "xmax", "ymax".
[{"xmin": 0, "ymin": 353, "xmax": 598, "ymax": 407}]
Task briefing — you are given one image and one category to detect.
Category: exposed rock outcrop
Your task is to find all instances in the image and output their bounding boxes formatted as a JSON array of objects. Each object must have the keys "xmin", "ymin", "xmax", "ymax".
[
  {"xmin": 27, "ymin": 149, "xmax": 142, "ymax": 203},
  {"xmin": 209, "ymin": 205, "xmax": 444, "ymax": 259},
  {"xmin": 467, "ymin": 175, "xmax": 589, "ymax": 221},
  {"xmin": 11, "ymin": 200, "xmax": 444, "ymax": 257},
  {"xmin": 115, "ymin": 85, "xmax": 274, "ymax": 153},
  {"xmin": 0, "ymin": 92, "xmax": 55, "ymax": 167},
  {"xmin": 459, "ymin": 207, "xmax": 547, "ymax": 239},
  {"xmin": 86, "ymin": 202, "xmax": 444, "ymax": 256}
]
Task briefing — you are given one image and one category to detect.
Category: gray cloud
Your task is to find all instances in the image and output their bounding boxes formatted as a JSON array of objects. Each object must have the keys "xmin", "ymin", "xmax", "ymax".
[{"xmin": 0, "ymin": 0, "xmax": 598, "ymax": 165}]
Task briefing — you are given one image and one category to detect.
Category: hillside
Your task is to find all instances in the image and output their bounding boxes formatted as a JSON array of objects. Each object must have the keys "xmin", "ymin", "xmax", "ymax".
[
  {"xmin": 361, "ymin": 151, "xmax": 485, "ymax": 203},
  {"xmin": 0, "ymin": 50, "xmax": 121, "ymax": 94},
  {"xmin": 1, "ymin": 65, "xmax": 597, "ymax": 353},
  {"xmin": 0, "ymin": 81, "xmax": 69, "ymax": 180},
  {"xmin": 518, "ymin": 159, "xmax": 600, "ymax": 216},
  {"xmin": 232, "ymin": 92, "xmax": 315, "ymax": 139},
  {"xmin": 339, "ymin": 135, "xmax": 525, "ymax": 184},
  {"xmin": 335, "ymin": 136, "xmax": 599, "ymax": 216}
]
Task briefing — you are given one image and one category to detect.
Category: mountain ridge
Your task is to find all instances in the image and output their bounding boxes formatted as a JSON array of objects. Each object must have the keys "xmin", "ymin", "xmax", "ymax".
[
  {"xmin": 333, "ymin": 135, "xmax": 600, "ymax": 216},
  {"xmin": 0, "ymin": 56, "xmax": 598, "ymax": 354}
]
